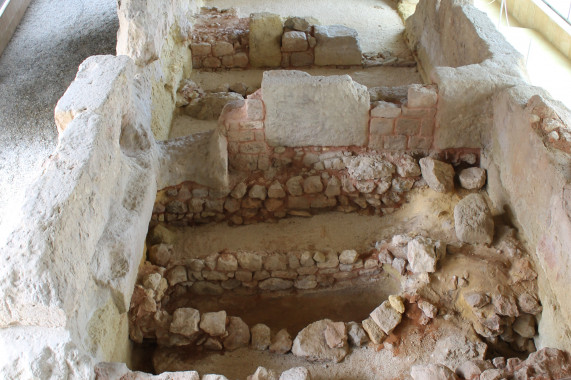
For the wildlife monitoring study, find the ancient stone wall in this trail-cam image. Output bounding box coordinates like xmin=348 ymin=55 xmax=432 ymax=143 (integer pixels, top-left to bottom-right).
xmin=406 ymin=0 xmax=571 ymax=352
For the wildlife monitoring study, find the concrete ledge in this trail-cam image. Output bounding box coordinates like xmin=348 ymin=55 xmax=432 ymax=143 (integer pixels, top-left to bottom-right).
xmin=0 ymin=0 xmax=32 ymax=57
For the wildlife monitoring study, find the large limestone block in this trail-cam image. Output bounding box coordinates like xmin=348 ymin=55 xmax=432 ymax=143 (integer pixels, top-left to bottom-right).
xmin=314 ymin=25 xmax=362 ymax=66
xmin=291 ymin=319 xmax=348 ymax=363
xmin=262 ymin=70 xmax=370 ymax=146
xmin=454 ymin=193 xmax=494 ymax=244
xmin=249 ymin=13 xmax=283 ymax=67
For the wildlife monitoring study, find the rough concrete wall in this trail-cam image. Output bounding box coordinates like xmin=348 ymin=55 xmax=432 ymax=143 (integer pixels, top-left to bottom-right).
xmin=406 ymin=0 xmax=527 ymax=149
xmin=484 ymin=85 xmax=571 ymax=351
xmin=0 ymin=55 xmax=157 ymax=378
xmin=116 ymin=0 xmax=197 ymax=140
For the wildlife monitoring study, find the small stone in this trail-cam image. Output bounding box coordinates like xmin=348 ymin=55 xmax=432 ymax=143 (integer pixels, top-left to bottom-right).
xmin=300 ymin=251 xmax=315 ymax=267
xmin=410 ymin=364 xmax=459 ymax=380
xmin=265 ymin=255 xmax=287 ymax=271
xmin=191 ymin=42 xmax=211 ymax=56
xmin=200 ymin=311 xmax=227 ymax=337
xmin=142 ymin=273 xmax=162 ymax=291
xmin=347 ymin=322 xmax=369 ymax=346
xmin=392 ymin=257 xmax=407 ymax=275
xmin=254 ymin=270 xmax=271 ymax=281
xmin=479 ymin=369 xmax=504 ymax=380
xmin=492 ymin=357 xmax=506 ymax=369
xmin=517 ymin=293 xmax=542 ymax=314
xmin=166 ymin=265 xmax=188 ymax=286
xmin=324 ymin=322 xmax=347 ymax=348
xmin=455 ymin=359 xmax=494 ymax=379
xmin=464 ymin=292 xmax=490 ymax=308
xmin=217 ymin=253 xmax=238 ymax=271
xmin=389 ymin=295 xmax=405 ymax=314
xmin=407 ymin=84 xmax=438 ymax=108
xmin=339 ymin=250 xmax=358 ymax=264
xmin=454 ymin=193 xmax=494 ymax=245
xmin=419 ymin=157 xmax=455 ymax=193
xmin=459 ymin=167 xmax=487 ymax=190
xmin=294 ymin=275 xmax=317 ymax=289
xmin=407 ymin=236 xmax=445 ymax=273
xmin=370 ymin=301 xmax=402 ymax=334
xmin=248 ymin=367 xmax=278 ymax=380
xmin=203 ymin=338 xmax=223 ymax=351
xmin=361 ymin=317 xmax=386 ymax=344
xmin=170 ymin=308 xmax=200 ymax=337
xmin=396 ymin=154 xmax=421 ymax=177
xmin=235 ymin=270 xmax=253 ymax=282
xmin=270 ymin=329 xmax=293 ymax=354
xmin=282 ymin=31 xmax=308 ymax=52
xmin=286 ymin=176 xmax=304 ymax=196
xmin=284 ymin=16 xmax=314 ymax=32
xmin=316 ymin=251 xmax=339 ymax=269
xmin=251 ymin=324 xmax=271 ymax=350
xmin=303 ymin=176 xmax=323 ymax=194
xmin=324 ymin=177 xmax=341 ymax=197
xmin=231 ymin=182 xmax=248 ymax=198
xmin=221 ymin=279 xmax=241 ymax=290
xmin=268 ymin=181 xmax=286 ymax=198
xmin=371 ymin=101 xmax=401 ymax=118
xmin=237 ymin=251 xmax=263 ymax=271
xmin=492 ymin=294 xmax=519 ymax=317
xmin=259 ymin=278 xmax=293 ymax=290
xmin=279 ymin=367 xmax=311 ymax=380
xmin=148 ymin=244 xmax=172 ymax=267
xmin=292 ymin=319 xmax=348 ymax=363
xmin=417 ymin=299 xmax=437 ymax=318
xmin=249 ymin=184 xmax=268 ymax=200
xmin=513 ymin=314 xmax=536 ymax=338
xmin=229 ymin=82 xmax=248 ymax=96
xmin=224 ymin=316 xmax=250 ymax=351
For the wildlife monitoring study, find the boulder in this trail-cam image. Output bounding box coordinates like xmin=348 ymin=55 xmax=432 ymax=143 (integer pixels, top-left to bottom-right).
xmin=314 ymin=25 xmax=362 ymax=66
xmin=170 ymin=308 xmax=200 ymax=338
xmin=407 ymin=236 xmax=445 ymax=273
xmin=419 ymin=157 xmax=455 ymax=193
xmin=370 ymin=301 xmax=402 ymax=334
xmin=262 ymin=70 xmax=369 ymax=147
xmin=248 ymin=367 xmax=278 ymax=380
xmin=410 ymin=364 xmax=459 ymax=380
xmin=250 ymin=13 xmax=283 ymax=67
xmin=223 ymin=316 xmax=250 ymax=351
xmin=454 ymin=194 xmax=494 ymax=244
xmin=292 ymin=319 xmax=348 ymax=362
xmin=279 ymin=367 xmax=311 ymax=380
xmin=347 ymin=321 xmax=369 ymax=346
xmin=251 ymin=323 xmax=271 ymax=350
xmin=458 ymin=167 xmax=487 ymax=190
xmin=200 ymin=311 xmax=227 ymax=337
xmin=269 ymin=329 xmax=293 ymax=354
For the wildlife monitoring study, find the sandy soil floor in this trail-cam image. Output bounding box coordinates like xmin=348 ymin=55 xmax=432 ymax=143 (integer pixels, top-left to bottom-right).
xmin=190 ymin=66 xmax=422 ymax=92
xmin=170 ymin=188 xmax=460 ymax=261
xmin=203 ymin=0 xmax=411 ymax=56
xmin=0 ymin=0 xmax=117 ymax=237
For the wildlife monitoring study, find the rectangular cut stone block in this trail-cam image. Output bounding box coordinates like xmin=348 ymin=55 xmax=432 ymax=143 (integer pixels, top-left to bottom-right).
xmin=262 ymin=70 xmax=370 ymax=146
xmin=282 ymin=31 xmax=308 ymax=52
xmin=407 ymin=84 xmax=438 ymax=108
xmin=395 ymin=118 xmax=420 ymax=135
xmin=291 ymin=51 xmax=314 ymax=67
xmin=384 ymin=135 xmax=407 ymax=150
xmin=314 ymin=25 xmax=362 ymax=66
xmin=249 ymin=13 xmax=283 ymax=67
xmin=370 ymin=118 xmax=394 ymax=136
xmin=408 ymin=136 xmax=432 ymax=150
xmin=371 ymin=101 xmax=402 ymax=118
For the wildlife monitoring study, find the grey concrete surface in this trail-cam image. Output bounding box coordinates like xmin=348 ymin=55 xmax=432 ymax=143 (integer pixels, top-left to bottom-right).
xmin=0 ymin=0 xmax=117 ymax=233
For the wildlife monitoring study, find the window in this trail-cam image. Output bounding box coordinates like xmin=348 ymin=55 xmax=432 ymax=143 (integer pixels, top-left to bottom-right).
xmin=541 ymin=0 xmax=571 ymax=24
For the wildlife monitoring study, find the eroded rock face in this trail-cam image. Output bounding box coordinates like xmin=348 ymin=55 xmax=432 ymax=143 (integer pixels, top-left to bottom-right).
xmin=454 ymin=194 xmax=494 ymax=244
xmin=292 ymin=319 xmax=348 ymax=363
